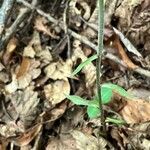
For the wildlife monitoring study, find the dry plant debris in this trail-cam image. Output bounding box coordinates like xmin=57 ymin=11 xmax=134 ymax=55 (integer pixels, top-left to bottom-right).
xmin=0 ymin=0 xmax=149 ymax=149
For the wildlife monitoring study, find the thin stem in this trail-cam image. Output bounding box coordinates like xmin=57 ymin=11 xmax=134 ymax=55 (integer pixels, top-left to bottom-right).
xmin=97 ymin=0 xmax=106 ymax=133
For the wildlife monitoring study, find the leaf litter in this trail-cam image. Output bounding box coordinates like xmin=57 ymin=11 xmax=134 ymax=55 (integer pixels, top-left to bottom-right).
xmin=0 ymin=0 xmax=150 ymax=149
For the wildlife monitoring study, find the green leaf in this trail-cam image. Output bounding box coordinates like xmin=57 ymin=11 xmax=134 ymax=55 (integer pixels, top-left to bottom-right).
xmin=87 ymin=106 xmax=100 ymax=119
xmin=101 ymin=86 xmax=113 ymax=104
xmin=102 ymin=83 xmax=133 ymax=99
xmin=71 ymin=54 xmax=97 ymax=76
xmin=66 ymin=95 xmax=97 ymax=107
xmin=105 ymin=117 xmax=126 ymax=125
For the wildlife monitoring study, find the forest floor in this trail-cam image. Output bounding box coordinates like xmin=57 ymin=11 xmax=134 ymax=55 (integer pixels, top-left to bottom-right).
xmin=0 ymin=0 xmax=150 ymax=149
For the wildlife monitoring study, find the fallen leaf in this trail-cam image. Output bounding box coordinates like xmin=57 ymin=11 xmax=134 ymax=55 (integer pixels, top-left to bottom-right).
xmin=44 ymin=59 xmax=72 ymax=80
xmin=44 ymin=79 xmax=70 ymax=105
xmin=23 ymin=46 xmax=35 ymax=58
xmin=34 ymin=16 xmax=59 ymax=39
xmin=120 ymin=98 xmax=150 ymax=124
xmin=12 ymin=124 xmax=42 ymax=146
xmin=71 ymin=130 xmax=108 ymax=150
xmin=114 ymin=35 xmax=138 ymax=69
xmin=16 ymin=57 xmax=31 ymax=79
xmin=2 ymin=37 xmax=18 ymax=65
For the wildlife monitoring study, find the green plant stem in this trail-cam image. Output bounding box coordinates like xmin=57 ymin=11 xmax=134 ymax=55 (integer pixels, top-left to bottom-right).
xmin=97 ymin=0 xmax=106 ymax=133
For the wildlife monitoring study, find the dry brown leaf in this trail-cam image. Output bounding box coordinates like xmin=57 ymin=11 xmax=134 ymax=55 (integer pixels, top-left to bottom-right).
xmin=46 ymin=134 xmax=76 ymax=150
xmin=36 ymin=48 xmax=52 ymax=65
xmin=71 ymin=130 xmax=107 ymax=150
xmin=0 ymin=85 xmax=40 ymax=139
xmin=12 ymin=124 xmax=42 ymax=146
xmin=44 ymin=59 xmax=72 ymax=80
xmin=46 ymin=130 xmax=109 ymax=150
xmin=2 ymin=37 xmax=18 ymax=65
xmin=44 ymin=79 xmax=70 ymax=105
xmin=34 ymin=16 xmax=59 ymax=39
xmin=120 ymin=98 xmax=150 ymax=124
xmin=16 ymin=57 xmax=31 ymax=79
xmin=43 ymin=101 xmax=67 ymax=123
xmin=114 ymin=36 xmax=138 ymax=69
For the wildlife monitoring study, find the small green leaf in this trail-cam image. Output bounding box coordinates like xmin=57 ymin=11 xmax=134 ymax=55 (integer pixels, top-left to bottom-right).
xmin=66 ymin=95 xmax=97 ymax=107
xmin=102 ymin=83 xmax=133 ymax=99
xmin=101 ymin=86 xmax=113 ymax=104
xmin=71 ymin=54 xmax=97 ymax=76
xmin=105 ymin=117 xmax=126 ymax=125
xmin=87 ymin=106 xmax=100 ymax=119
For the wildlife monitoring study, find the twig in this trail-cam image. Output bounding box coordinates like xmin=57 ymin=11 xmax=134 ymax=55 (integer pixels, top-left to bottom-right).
xmin=0 ymin=0 xmax=37 ymax=50
xmin=0 ymin=0 xmax=15 ymax=36
xmin=63 ymin=0 xmax=71 ymax=57
xmin=16 ymin=0 xmax=150 ymax=79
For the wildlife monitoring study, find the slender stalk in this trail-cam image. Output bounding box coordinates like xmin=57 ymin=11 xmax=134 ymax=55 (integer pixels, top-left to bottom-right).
xmin=97 ymin=0 xmax=106 ymax=133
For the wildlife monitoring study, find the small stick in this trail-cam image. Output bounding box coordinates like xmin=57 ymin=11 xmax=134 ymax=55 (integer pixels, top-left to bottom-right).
xmin=0 ymin=0 xmax=15 ymax=36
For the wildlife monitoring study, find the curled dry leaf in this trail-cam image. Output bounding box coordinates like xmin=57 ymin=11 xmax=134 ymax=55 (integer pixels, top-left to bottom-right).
xmin=34 ymin=16 xmax=59 ymax=39
xmin=2 ymin=37 xmax=18 ymax=65
xmin=36 ymin=48 xmax=52 ymax=65
xmin=44 ymin=59 xmax=72 ymax=80
xmin=114 ymin=35 xmax=138 ymax=69
xmin=44 ymin=79 xmax=70 ymax=105
xmin=12 ymin=124 xmax=42 ymax=146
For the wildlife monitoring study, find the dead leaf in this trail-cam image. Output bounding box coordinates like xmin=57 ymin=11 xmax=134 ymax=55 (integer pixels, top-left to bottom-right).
xmin=71 ymin=130 xmax=108 ymax=150
xmin=114 ymin=35 xmax=138 ymax=69
xmin=23 ymin=46 xmax=35 ymax=58
xmin=128 ymin=88 xmax=150 ymax=101
xmin=11 ymin=124 xmax=42 ymax=146
xmin=127 ymin=122 xmax=150 ymax=149
xmin=44 ymin=79 xmax=70 ymax=105
xmin=34 ymin=16 xmax=59 ymax=39
xmin=16 ymin=57 xmax=31 ymax=79
xmin=46 ymin=134 xmax=77 ymax=150
xmin=2 ymin=37 xmax=18 ymax=65
xmin=120 ymin=98 xmax=150 ymax=124
xmin=43 ymin=101 xmax=67 ymax=123
xmin=44 ymin=59 xmax=72 ymax=80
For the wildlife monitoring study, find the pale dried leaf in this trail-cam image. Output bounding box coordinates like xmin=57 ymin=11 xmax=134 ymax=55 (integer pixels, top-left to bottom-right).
xmin=23 ymin=46 xmax=35 ymax=58
xmin=16 ymin=59 xmax=41 ymax=89
xmin=71 ymin=130 xmax=107 ymax=150
xmin=46 ymin=134 xmax=77 ymax=150
xmin=36 ymin=48 xmax=52 ymax=65
xmin=9 ymin=86 xmax=40 ymax=128
xmin=44 ymin=79 xmax=70 ymax=105
xmin=5 ymin=74 xmax=18 ymax=93
xmin=44 ymin=59 xmax=72 ymax=80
